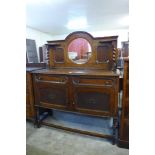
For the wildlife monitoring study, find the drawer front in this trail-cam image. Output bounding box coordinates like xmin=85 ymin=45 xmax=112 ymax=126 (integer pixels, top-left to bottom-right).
xmin=73 ymin=77 xmax=114 ymax=87
xmin=35 ymin=74 xmax=68 ymax=84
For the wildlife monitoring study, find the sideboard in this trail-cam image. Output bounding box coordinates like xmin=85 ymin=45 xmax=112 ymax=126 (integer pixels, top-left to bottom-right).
xmin=32 ymin=31 xmax=120 ymax=144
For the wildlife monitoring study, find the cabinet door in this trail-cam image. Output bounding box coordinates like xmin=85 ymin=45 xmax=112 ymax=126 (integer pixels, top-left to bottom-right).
xmin=34 ymin=75 xmax=69 ymax=110
xmin=72 ymin=77 xmax=115 ymax=116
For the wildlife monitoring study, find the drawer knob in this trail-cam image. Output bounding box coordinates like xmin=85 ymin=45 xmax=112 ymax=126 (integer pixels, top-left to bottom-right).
xmin=105 ymin=81 xmax=109 ymax=84
xmin=38 ymin=77 xmax=41 ymax=80
xmin=60 ymin=79 xmax=64 ymax=82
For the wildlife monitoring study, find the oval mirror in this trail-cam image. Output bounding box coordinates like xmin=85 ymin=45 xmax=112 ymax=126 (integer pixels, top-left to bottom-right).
xmin=68 ymin=38 xmax=92 ymax=64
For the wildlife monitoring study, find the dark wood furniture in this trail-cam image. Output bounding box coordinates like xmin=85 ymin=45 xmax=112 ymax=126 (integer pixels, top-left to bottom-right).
xmin=26 ymin=63 xmax=46 ymax=120
xmin=32 ymin=31 xmax=120 ymax=144
xmin=118 ymin=57 xmax=129 ymax=148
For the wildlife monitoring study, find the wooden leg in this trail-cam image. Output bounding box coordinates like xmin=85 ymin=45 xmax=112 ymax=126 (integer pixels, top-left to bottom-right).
xmin=33 ymin=107 xmax=38 ymax=128
xmin=47 ymin=109 xmax=53 ymax=116
xmin=34 ymin=107 xmax=41 ymax=128
xmin=112 ymin=117 xmax=117 ymax=145
xmin=117 ymin=107 xmax=121 ymax=144
xmin=38 ymin=107 xmax=42 ymax=128
xmin=112 ymin=131 xmax=115 ymax=145
xmin=35 ymin=107 xmax=51 ymax=128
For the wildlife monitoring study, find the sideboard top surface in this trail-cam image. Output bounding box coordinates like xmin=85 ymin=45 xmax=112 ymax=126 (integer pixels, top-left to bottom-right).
xmin=32 ymin=68 xmax=119 ymax=77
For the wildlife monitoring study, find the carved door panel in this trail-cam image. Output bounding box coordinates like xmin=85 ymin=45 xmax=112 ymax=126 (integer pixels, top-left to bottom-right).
xmin=54 ymin=47 xmax=64 ymax=63
xmin=72 ymin=77 xmax=115 ymax=116
xmin=34 ymin=75 xmax=69 ymax=110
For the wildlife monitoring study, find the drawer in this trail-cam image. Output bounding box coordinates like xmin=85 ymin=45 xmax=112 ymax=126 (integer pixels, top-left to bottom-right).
xmin=72 ymin=77 xmax=113 ymax=87
xmin=35 ymin=74 xmax=68 ymax=84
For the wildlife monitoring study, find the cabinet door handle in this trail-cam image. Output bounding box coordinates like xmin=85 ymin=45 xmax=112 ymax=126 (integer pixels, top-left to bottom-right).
xmin=73 ymin=102 xmax=75 ymax=105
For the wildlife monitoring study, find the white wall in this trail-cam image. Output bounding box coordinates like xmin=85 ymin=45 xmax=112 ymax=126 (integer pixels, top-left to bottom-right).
xmin=26 ymin=26 xmax=53 ymax=60
xmin=91 ymin=29 xmax=129 ymax=48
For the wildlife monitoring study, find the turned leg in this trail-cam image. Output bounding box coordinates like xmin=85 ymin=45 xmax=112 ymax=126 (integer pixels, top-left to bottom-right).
xmin=34 ymin=106 xmax=41 ymax=128
xmin=112 ymin=117 xmax=117 ymax=145
xmin=47 ymin=109 xmax=53 ymax=116
xmin=33 ymin=106 xmax=38 ymax=128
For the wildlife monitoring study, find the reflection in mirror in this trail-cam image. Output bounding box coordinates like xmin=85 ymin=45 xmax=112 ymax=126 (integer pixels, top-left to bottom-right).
xmin=68 ymin=38 xmax=92 ymax=64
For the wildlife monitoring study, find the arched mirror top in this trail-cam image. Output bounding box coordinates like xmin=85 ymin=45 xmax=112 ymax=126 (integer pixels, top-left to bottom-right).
xmin=65 ymin=31 xmax=94 ymax=41
xmin=67 ymin=38 xmax=92 ymax=64
xmin=65 ymin=31 xmax=93 ymax=64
